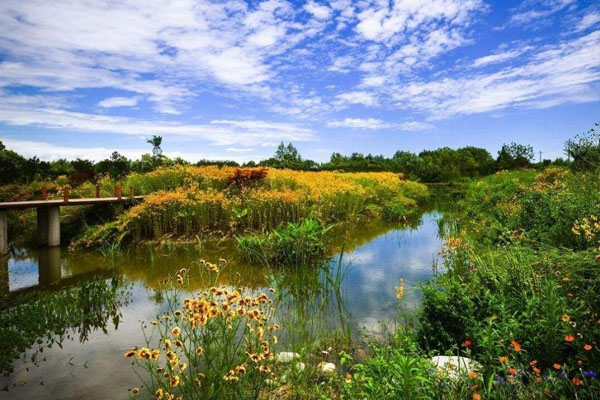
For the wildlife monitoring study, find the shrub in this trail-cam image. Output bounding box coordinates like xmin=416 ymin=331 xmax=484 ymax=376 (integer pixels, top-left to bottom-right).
xmin=237 ymin=219 xmax=331 ymax=266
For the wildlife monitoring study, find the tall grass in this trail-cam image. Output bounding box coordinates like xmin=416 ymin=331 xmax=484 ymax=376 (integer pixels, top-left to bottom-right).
xmin=75 ymin=166 xmax=428 ymax=247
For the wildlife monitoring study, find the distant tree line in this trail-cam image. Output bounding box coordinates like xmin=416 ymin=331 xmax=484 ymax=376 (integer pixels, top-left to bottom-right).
xmin=0 ymin=123 xmax=597 ymax=186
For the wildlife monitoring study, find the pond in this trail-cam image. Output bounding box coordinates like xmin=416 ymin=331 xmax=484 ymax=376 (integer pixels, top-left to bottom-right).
xmin=0 ymin=211 xmax=444 ymax=399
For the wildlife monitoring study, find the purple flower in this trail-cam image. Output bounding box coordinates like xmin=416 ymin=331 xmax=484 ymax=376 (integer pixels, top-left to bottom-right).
xmin=560 ymin=371 xmax=567 ymax=377
xmin=584 ymin=371 xmax=597 ymax=378
xmin=494 ymin=377 xmax=505 ymax=385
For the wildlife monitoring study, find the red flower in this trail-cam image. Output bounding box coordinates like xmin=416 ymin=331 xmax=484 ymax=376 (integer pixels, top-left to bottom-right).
xmin=464 ymin=340 xmax=473 ymax=347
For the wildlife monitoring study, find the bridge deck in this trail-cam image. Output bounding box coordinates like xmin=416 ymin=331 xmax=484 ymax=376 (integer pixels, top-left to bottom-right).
xmin=0 ymin=196 xmax=145 ymax=210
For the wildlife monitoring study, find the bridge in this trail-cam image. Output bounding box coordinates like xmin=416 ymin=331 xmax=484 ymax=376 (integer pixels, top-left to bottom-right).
xmin=0 ymin=186 xmax=144 ymax=255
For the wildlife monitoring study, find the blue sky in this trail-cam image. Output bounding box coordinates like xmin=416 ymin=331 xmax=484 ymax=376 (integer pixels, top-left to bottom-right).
xmin=0 ymin=0 xmax=598 ymax=163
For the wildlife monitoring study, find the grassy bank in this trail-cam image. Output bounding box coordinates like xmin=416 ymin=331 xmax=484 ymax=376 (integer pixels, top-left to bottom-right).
xmin=347 ymin=167 xmax=600 ymax=399
xmin=73 ymin=166 xmax=427 ymax=249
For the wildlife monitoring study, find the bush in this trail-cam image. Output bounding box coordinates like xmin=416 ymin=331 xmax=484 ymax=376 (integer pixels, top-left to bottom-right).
xmin=237 ymin=219 xmax=331 ymax=267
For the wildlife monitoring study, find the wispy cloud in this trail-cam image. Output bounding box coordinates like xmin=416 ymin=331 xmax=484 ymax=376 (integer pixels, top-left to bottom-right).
xmin=98 ymin=96 xmax=140 ymax=108
xmin=0 ymin=138 xmax=257 ymax=163
xmin=0 ymin=102 xmax=316 ymax=147
xmin=327 ymin=118 xmax=433 ymax=131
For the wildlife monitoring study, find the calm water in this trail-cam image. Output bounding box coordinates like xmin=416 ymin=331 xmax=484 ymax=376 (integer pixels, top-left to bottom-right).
xmin=0 ymin=212 xmax=443 ymax=399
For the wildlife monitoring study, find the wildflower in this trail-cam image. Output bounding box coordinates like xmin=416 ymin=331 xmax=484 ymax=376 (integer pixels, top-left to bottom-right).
xmin=196 ymin=347 xmax=204 ymax=355
xmin=562 ymin=314 xmax=570 ymax=322
xmin=151 ymin=349 xmax=160 ymax=361
xmin=584 ymin=371 xmax=597 ymax=378
xmin=532 ymin=367 xmax=541 ymax=374
xmin=493 ymin=377 xmax=505 ymax=386
xmin=464 ymin=339 xmax=473 ymax=347
xmin=553 ymin=363 xmax=562 ymax=370
xmin=132 ymin=387 xmax=139 ymax=395
xmin=138 ymin=347 xmax=151 ymax=360
xmin=124 ymin=349 xmax=136 ymax=358
xmin=469 ymin=371 xmax=479 ymax=379
xmin=259 ymin=365 xmax=271 ymax=373
xmin=345 ymin=373 xmax=352 ymax=383
xmin=172 ymin=327 xmax=181 ymax=337
xmin=395 ymin=279 xmax=405 ymax=300
xmin=164 ymin=339 xmax=172 ymax=349
xmin=170 ymin=375 xmax=180 ymax=387
xmin=508 ymin=368 xmax=517 ymax=376
xmin=510 ymin=340 xmax=522 ymax=352
xmin=179 ymin=363 xmax=187 ymax=372
xmin=175 ymin=340 xmax=183 ymax=348
xmin=584 ymin=344 xmax=592 ymax=351
xmin=155 ymin=388 xmax=164 ymax=400
xmin=535 ymin=376 xmax=543 ymax=383
xmin=572 ymin=377 xmax=582 ymax=386
xmin=223 ymin=370 xmax=238 ymax=382
xmin=499 ymin=356 xmax=509 ymax=364
xmin=565 ymin=335 xmax=575 ymax=342
xmin=235 ymin=364 xmax=247 ymax=375
xmin=530 ymin=360 xmax=538 ymax=366
xmin=473 ymin=394 xmax=481 ymax=400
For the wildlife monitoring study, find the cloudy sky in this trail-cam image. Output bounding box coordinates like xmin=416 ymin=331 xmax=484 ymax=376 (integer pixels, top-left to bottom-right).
xmin=0 ymin=0 xmax=598 ymax=162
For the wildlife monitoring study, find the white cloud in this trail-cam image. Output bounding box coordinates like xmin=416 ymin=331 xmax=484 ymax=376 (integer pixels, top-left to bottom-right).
xmin=0 ymin=98 xmax=316 ymax=147
xmin=335 ymin=91 xmax=377 ymax=106
xmin=0 ymin=138 xmax=257 ymax=163
xmin=98 ymin=96 xmax=140 ymax=108
xmin=389 ymin=30 xmax=600 ymax=119
xmin=304 ymin=1 xmax=331 ymax=20
xmin=327 ymin=117 xmax=433 ymax=131
xmin=509 ymin=0 xmax=575 ymax=25
xmin=473 ymin=50 xmax=523 ymax=67
xmin=0 ymin=0 xmax=326 ymax=113
xmin=576 ymin=11 xmax=600 ymax=31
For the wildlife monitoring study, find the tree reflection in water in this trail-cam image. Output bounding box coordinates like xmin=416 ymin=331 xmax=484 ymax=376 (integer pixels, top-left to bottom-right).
xmin=0 ymin=276 xmax=131 ymax=376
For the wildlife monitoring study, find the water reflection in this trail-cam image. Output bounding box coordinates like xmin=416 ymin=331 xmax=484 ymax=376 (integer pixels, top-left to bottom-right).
xmin=0 ymin=211 xmax=444 ymax=399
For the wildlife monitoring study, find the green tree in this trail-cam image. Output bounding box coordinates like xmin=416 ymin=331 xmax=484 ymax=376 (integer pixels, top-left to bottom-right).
xmin=95 ymin=151 xmax=131 ymax=179
xmin=496 ymin=142 xmax=534 ymax=170
xmin=565 ymin=122 xmax=600 ymax=171
xmin=147 ymin=135 xmax=163 ymax=159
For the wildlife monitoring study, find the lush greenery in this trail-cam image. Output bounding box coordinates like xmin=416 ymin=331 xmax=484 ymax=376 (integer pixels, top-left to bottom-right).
xmin=73 ymin=167 xmax=427 ymax=248
xmin=237 ymin=219 xmax=331 ymax=267
xmin=348 ymin=166 xmax=600 ymax=399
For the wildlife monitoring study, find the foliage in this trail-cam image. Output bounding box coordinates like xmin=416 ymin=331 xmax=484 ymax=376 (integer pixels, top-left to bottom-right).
xmin=237 ymin=219 xmax=330 ymax=266
xmin=565 ymin=122 xmax=600 ymax=171
xmin=496 ymin=142 xmax=535 ymax=170
xmin=414 ymin=167 xmax=600 ymax=399
xmin=74 ymin=167 xmax=427 ymax=246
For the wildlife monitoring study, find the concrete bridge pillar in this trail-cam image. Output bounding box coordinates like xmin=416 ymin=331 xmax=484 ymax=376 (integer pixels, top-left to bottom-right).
xmin=37 ymin=206 xmax=60 ymax=247
xmin=0 ymin=211 xmax=7 ymax=256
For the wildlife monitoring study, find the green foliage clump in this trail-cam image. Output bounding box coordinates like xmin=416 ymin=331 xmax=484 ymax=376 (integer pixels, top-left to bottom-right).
xmin=237 ymin=219 xmax=331 ymax=266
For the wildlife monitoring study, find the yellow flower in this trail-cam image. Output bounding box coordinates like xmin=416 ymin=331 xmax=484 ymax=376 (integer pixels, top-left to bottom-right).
xmin=395 ymin=279 xmax=405 ymax=300
xmin=170 ymin=375 xmax=180 ymax=387
xmin=562 ymin=314 xmax=570 ymax=322
xmin=171 ymin=327 xmax=181 ymax=337
xmin=155 ymin=388 xmax=164 ymax=400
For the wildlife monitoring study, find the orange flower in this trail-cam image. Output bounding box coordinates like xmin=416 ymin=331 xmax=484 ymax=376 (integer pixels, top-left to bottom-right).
xmin=510 ymin=340 xmax=522 ymax=352
xmin=572 ymin=377 xmax=582 ymax=386
xmin=562 ymin=314 xmax=570 ymax=322
xmin=529 ymin=360 xmax=538 ymax=366
xmin=565 ymin=335 xmax=575 ymax=342
xmin=532 ymin=367 xmax=541 ymax=374
xmin=469 ymin=371 xmax=479 ymax=379
xmin=584 ymin=344 xmax=592 ymax=351
xmin=508 ymin=368 xmax=517 ymax=375
xmin=472 ymin=394 xmax=481 ymax=400
xmin=553 ymin=363 xmax=561 ymax=370
xmin=499 ymin=356 xmax=509 ymax=364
